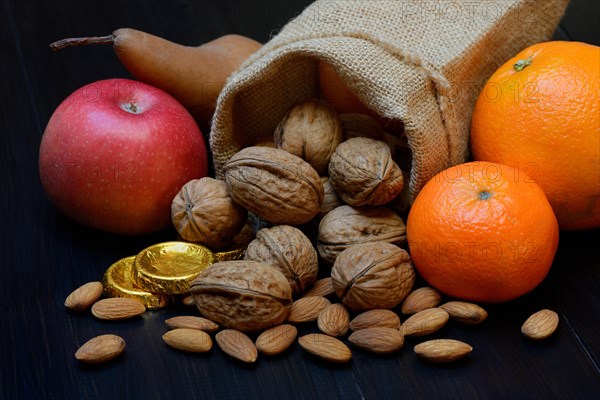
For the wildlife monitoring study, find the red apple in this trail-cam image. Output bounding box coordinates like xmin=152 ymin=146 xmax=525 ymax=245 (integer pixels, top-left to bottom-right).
xmin=39 ymin=78 xmax=208 ymax=235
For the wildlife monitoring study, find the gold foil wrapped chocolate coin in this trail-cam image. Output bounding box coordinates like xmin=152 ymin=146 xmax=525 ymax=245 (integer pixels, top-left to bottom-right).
xmin=102 ymin=256 xmax=170 ymax=309
xmin=133 ymin=242 xmax=215 ymax=295
xmin=212 ymin=247 xmax=245 ymax=262
xmin=175 ymin=238 xmax=245 ymax=261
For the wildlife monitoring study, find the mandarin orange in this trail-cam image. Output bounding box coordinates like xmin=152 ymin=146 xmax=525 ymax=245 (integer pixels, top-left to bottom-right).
xmin=406 ymin=161 xmax=559 ymax=303
xmin=470 ymin=41 xmax=600 ymax=230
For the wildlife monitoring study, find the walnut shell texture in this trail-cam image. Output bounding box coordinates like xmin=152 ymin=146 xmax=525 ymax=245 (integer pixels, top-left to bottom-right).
xmin=329 ymin=137 xmax=404 ymax=206
xmin=171 ymin=178 xmax=247 ymax=248
xmin=224 ymin=146 xmax=324 ymax=225
xmin=317 ymin=205 xmax=407 ymax=264
xmin=190 ymin=260 xmax=292 ymax=332
xmin=331 ymin=242 xmax=415 ymax=311
xmin=388 ymin=169 xmax=411 ymax=213
xmin=274 ymin=99 xmax=342 ymax=175
xmin=244 ymin=225 xmax=318 ymax=295
xmin=319 ymin=176 xmax=343 ymax=218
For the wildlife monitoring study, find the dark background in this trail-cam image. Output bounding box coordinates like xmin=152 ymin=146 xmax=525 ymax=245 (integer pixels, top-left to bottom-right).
xmin=1 ymin=1 xmax=599 ymax=399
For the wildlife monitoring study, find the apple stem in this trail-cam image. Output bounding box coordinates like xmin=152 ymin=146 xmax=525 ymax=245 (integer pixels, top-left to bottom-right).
xmin=120 ymin=102 xmax=139 ymax=114
xmin=49 ymin=35 xmax=115 ymax=51
xmin=127 ymin=103 xmax=138 ymax=113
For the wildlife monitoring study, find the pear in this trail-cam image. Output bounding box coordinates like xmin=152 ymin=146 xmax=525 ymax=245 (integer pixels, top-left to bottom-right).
xmin=50 ymin=28 xmax=262 ymax=128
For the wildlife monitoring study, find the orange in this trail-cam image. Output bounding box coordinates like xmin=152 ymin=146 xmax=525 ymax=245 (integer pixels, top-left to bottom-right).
xmin=406 ymin=161 xmax=559 ymax=303
xmin=470 ymin=41 xmax=600 ymax=230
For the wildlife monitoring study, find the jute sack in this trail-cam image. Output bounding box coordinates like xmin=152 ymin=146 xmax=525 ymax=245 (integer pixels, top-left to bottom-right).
xmin=210 ymin=0 xmax=569 ymax=204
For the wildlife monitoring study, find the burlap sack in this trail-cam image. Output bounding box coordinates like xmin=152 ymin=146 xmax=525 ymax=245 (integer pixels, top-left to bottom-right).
xmin=210 ymin=0 xmax=568 ymax=203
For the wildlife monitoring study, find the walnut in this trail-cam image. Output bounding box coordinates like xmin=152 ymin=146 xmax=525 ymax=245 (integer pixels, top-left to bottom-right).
xmin=274 ymin=99 xmax=342 ymax=175
xmin=171 ymin=178 xmax=247 ymax=248
xmin=328 ymin=137 xmax=404 ymax=206
xmin=190 ymin=260 xmax=292 ymax=332
xmin=224 ymin=146 xmax=324 ymax=225
xmin=340 ymin=114 xmax=410 ymax=164
xmin=318 ymin=176 xmax=343 ymax=218
xmin=229 ymin=221 xmax=256 ymax=248
xmin=317 ymin=205 xmax=407 ymax=264
xmin=331 ymin=242 xmax=415 ymax=311
xmin=388 ymin=169 xmax=411 ymax=213
xmin=244 ymin=225 xmax=318 ymax=294
xmin=210 ymin=221 xmax=258 ymax=262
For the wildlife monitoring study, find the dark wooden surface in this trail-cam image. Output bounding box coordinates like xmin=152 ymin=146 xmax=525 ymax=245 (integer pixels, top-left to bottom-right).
xmin=1 ymin=1 xmax=599 ymax=399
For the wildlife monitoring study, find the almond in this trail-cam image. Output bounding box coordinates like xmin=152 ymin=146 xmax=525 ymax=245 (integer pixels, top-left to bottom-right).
xmin=74 ymin=334 xmax=125 ymax=364
xmin=181 ymin=295 xmax=195 ymax=307
xmin=255 ymin=324 xmax=298 ymax=356
xmin=401 ymin=287 xmax=442 ymax=314
xmin=414 ymin=339 xmax=472 ymax=363
xmin=298 ymin=333 xmax=352 ymax=363
xmin=349 ymin=309 xmax=401 ymax=331
xmin=348 ymin=327 xmax=404 ymax=354
xmin=302 ymin=277 xmax=334 ymax=297
xmin=162 ymin=328 xmax=212 ymax=353
xmin=439 ymin=301 xmax=488 ymax=325
xmin=215 ymin=329 xmax=258 ymax=363
xmin=91 ymin=297 xmax=146 ymax=320
xmin=521 ymin=309 xmax=559 ymax=340
xmin=65 ymin=281 xmax=103 ymax=311
xmin=287 ymin=296 xmax=331 ymax=323
xmin=317 ymin=303 xmax=350 ymax=337
xmin=401 ymin=308 xmax=449 ymax=336
xmin=165 ymin=316 xmax=219 ymax=333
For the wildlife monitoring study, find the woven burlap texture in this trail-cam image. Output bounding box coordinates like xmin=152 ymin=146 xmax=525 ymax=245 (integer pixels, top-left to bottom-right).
xmin=210 ymin=0 xmax=568 ymax=203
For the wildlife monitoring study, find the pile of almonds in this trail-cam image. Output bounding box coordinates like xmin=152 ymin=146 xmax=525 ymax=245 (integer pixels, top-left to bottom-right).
xmin=66 ymin=98 xmax=560 ymax=365
xmin=66 ymin=279 xmax=559 ymax=365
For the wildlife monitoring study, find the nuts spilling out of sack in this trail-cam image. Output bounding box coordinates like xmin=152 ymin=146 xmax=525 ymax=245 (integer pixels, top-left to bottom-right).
xmin=331 ymin=242 xmax=415 ymax=311
xmin=329 ymin=137 xmax=404 ymax=206
xmin=190 ymin=260 xmax=293 ymax=332
xmin=317 ymin=205 xmax=407 ymax=264
xmin=171 ymin=177 xmax=247 ymax=248
xmin=244 ymin=225 xmax=318 ymax=295
xmin=65 ymin=99 xmax=559 ymax=366
xmin=224 ymin=146 xmax=324 ymax=225
xmin=274 ymin=99 xmax=342 ymax=175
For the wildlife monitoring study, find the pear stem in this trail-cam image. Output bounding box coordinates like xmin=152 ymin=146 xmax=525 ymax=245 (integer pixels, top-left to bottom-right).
xmin=49 ymin=35 xmax=115 ymax=51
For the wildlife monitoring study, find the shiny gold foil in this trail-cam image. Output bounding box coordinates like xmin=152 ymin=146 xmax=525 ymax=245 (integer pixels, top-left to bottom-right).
xmin=132 ymin=242 xmax=215 ymax=295
xmin=102 ymin=256 xmax=171 ymax=309
xmin=212 ymin=247 xmax=246 ymax=262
